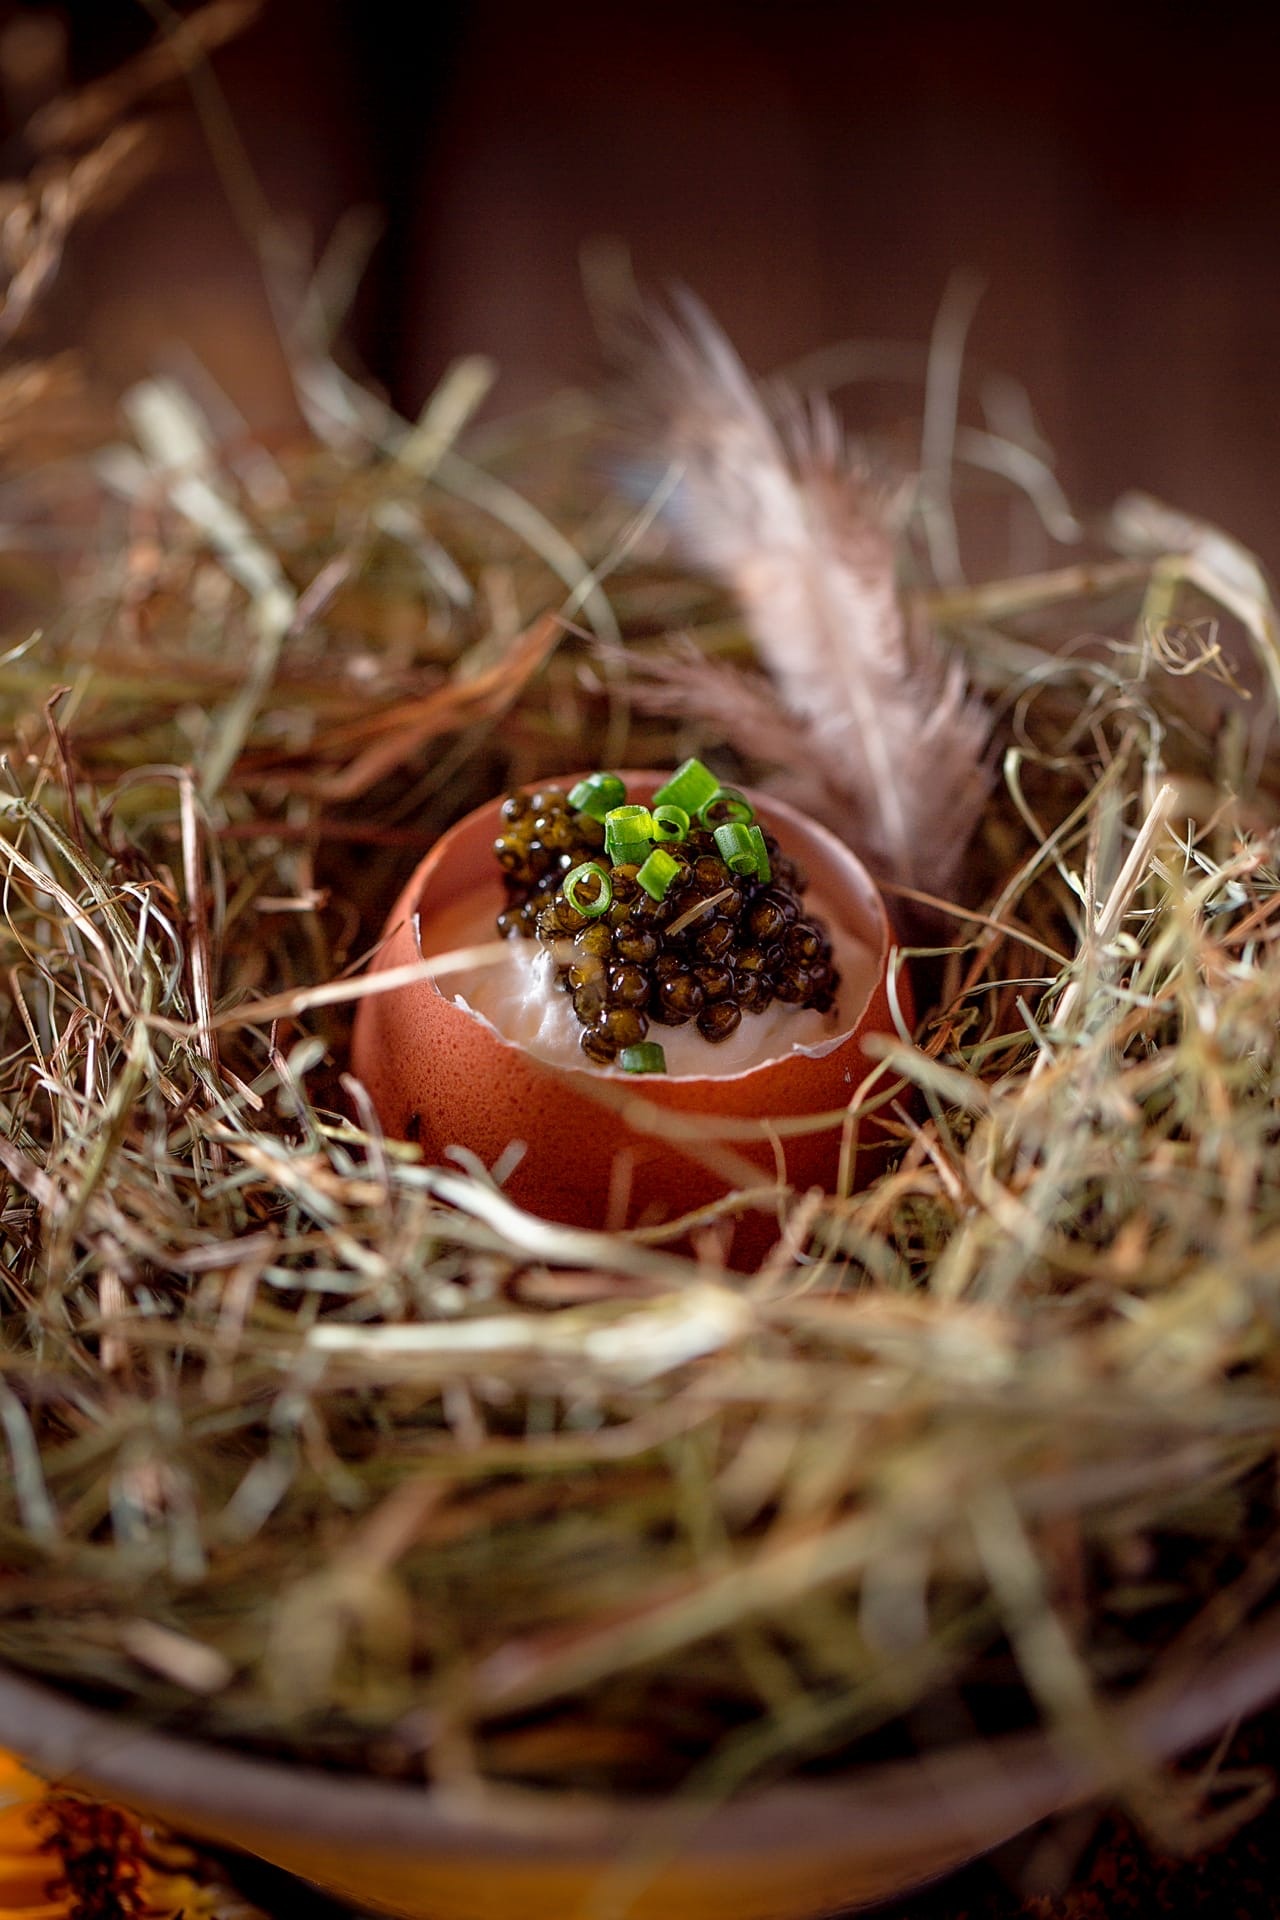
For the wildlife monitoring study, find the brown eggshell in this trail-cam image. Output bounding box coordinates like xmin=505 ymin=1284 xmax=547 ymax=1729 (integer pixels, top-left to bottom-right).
xmin=351 ymin=776 xmax=908 ymax=1253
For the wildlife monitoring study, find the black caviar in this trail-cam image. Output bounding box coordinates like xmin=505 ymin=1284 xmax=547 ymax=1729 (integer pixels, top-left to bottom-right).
xmin=493 ymin=783 xmax=840 ymax=1065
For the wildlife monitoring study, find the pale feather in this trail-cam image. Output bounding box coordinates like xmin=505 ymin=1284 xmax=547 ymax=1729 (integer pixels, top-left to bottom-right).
xmin=618 ymin=295 xmax=989 ymax=901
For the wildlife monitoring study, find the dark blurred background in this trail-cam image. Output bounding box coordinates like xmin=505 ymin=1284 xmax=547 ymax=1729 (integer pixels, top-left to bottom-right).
xmin=4 ymin=0 xmax=1279 ymax=567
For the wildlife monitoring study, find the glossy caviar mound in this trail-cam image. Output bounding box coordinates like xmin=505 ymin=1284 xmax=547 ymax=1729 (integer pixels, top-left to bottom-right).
xmin=493 ymin=781 xmax=840 ymax=1066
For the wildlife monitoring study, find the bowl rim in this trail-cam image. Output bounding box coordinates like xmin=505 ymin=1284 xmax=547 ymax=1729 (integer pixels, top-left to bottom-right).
xmin=3 ymin=1609 xmax=1280 ymax=1863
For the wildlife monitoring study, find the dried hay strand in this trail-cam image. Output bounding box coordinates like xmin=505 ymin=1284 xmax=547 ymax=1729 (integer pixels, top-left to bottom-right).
xmin=0 ymin=365 xmax=1277 ymax=1832
xmin=0 ymin=37 xmax=1279 ymax=1855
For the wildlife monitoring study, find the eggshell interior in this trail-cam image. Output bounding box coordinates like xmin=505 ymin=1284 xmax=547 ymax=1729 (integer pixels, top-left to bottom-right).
xmin=351 ymin=776 xmax=907 ymax=1256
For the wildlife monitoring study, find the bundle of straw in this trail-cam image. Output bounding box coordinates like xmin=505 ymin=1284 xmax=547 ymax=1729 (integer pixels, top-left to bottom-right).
xmin=0 ymin=5 xmax=1279 ymax=1865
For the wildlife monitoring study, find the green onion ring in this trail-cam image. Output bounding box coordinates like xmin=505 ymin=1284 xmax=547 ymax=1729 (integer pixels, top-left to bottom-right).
xmin=652 ymin=757 xmax=719 ymax=814
xmin=604 ymin=803 xmax=654 ymax=837
xmin=567 ymin=771 xmax=626 ymax=822
xmin=619 ymin=1041 xmax=667 ymax=1074
xmin=698 ymin=785 xmax=754 ymax=829
xmin=636 ymin=847 xmax=682 ymax=900
xmin=651 ymin=804 xmax=690 ymax=843
xmin=746 ymin=823 xmax=772 ymax=882
xmin=605 ymin=840 xmax=652 ymax=871
xmin=713 ymin=822 xmax=758 ymax=875
xmin=562 ymin=861 xmax=613 ymax=917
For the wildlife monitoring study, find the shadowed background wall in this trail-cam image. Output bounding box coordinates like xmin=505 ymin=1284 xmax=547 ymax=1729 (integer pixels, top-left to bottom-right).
xmin=5 ymin=0 xmax=1278 ymax=567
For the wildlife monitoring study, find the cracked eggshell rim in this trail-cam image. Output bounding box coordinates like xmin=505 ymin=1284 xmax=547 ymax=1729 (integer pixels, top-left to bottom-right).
xmin=350 ymin=776 xmax=909 ymax=1238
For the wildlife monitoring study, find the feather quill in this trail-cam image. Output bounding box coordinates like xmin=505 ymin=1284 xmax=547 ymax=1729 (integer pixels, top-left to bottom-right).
xmin=617 ymin=295 xmax=989 ymax=905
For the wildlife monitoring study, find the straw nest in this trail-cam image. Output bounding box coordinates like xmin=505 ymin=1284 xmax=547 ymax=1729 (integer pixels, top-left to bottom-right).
xmin=2 ymin=103 xmax=1280 ymax=1858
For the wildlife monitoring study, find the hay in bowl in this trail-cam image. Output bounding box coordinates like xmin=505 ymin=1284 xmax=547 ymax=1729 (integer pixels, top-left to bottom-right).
xmin=2 ymin=58 xmax=1280 ymax=1917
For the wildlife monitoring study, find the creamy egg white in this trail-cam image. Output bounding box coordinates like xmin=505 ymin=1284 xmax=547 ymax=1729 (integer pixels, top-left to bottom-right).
xmin=423 ymin=891 xmax=878 ymax=1080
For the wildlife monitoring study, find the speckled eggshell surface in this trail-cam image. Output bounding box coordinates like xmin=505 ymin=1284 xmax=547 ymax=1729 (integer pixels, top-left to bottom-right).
xmin=351 ymin=776 xmax=907 ymax=1243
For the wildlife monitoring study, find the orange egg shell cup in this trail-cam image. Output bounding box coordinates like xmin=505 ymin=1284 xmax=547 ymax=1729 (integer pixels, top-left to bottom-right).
xmin=352 ymin=776 xmax=908 ymax=1242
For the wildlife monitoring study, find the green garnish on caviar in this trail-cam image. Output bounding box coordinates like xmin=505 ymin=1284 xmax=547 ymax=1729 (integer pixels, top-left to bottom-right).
xmin=620 ymin=1041 xmax=667 ymax=1074
xmin=652 ymin=757 xmax=719 ymax=814
xmin=636 ymin=847 xmax=681 ymax=901
xmin=567 ymin=771 xmax=625 ymax=821
xmin=651 ymin=804 xmax=690 ymax=843
xmin=492 ymin=763 xmax=839 ymax=1066
xmin=698 ymin=785 xmax=754 ymax=829
xmin=562 ymin=861 xmax=612 ymax=916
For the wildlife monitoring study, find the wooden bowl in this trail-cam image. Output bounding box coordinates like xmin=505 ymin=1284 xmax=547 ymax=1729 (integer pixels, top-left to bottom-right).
xmin=351 ymin=776 xmax=907 ymax=1258
xmin=2 ymin=1620 xmax=1279 ymax=1919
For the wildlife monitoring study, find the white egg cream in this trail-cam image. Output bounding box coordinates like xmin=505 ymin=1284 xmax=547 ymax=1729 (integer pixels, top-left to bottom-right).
xmin=422 ymin=889 xmax=878 ymax=1080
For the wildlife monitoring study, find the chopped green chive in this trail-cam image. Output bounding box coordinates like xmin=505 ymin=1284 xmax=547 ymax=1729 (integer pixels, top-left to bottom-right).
xmin=608 ymin=845 xmax=651 ymax=872
xmin=652 ymin=757 xmax=719 ymax=814
xmin=619 ymin=1041 xmax=667 ymax=1074
xmin=604 ymin=803 xmax=655 ymax=863
xmin=568 ymin=771 xmax=626 ymax=821
xmin=651 ymin=803 xmax=690 ymax=843
xmin=698 ymin=785 xmax=754 ymax=829
xmin=713 ymin=822 xmax=759 ymax=875
xmin=747 ymin=823 xmax=772 ymax=882
xmin=636 ymin=847 xmax=681 ymax=900
xmin=563 ymin=861 xmax=613 ymax=916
